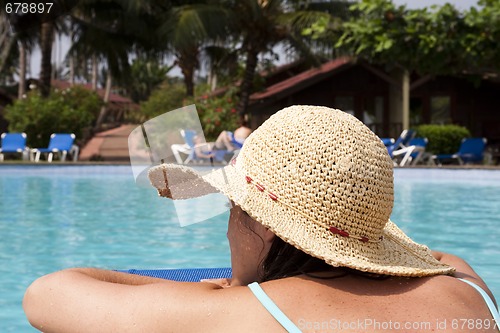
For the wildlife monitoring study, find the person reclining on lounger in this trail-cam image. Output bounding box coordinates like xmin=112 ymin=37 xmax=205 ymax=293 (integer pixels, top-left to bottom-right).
xmin=192 ymin=134 xmax=215 ymax=160
xmin=213 ymin=121 xmax=252 ymax=152
xmin=23 ymin=106 xmax=499 ymax=333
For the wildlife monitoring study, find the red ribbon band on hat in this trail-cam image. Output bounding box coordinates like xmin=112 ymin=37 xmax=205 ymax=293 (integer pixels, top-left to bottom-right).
xmin=329 ymin=226 xmax=370 ymax=243
xmin=233 ymin=159 xmax=378 ymax=243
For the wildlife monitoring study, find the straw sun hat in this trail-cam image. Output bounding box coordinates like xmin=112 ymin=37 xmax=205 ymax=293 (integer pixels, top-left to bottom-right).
xmin=149 ymin=105 xmax=454 ymax=277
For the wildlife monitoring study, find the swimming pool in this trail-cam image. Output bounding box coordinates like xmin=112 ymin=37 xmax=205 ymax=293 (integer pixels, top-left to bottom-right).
xmin=1 ymin=165 xmax=499 ymax=332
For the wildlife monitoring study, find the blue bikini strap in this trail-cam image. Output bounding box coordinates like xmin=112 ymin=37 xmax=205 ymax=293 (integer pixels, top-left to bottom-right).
xmin=458 ymin=278 xmax=500 ymax=325
xmin=248 ymin=282 xmax=302 ymax=333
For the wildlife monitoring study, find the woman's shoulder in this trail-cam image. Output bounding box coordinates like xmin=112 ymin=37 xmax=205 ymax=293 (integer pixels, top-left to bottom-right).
xmin=225 ymin=274 xmax=497 ymax=332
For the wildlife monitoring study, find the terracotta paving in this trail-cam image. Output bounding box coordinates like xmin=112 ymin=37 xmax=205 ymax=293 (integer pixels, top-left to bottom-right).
xmin=79 ymin=124 xmax=138 ymax=162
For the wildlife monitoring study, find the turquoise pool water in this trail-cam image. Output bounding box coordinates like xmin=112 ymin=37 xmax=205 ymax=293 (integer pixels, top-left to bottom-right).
xmin=1 ymin=166 xmax=499 ymax=332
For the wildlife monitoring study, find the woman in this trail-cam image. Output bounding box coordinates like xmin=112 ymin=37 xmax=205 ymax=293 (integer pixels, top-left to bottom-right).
xmin=213 ymin=121 xmax=252 ymax=151
xmin=24 ymin=105 xmax=499 ymax=332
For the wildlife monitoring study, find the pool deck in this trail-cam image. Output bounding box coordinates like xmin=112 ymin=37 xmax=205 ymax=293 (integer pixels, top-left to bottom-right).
xmin=1 ymin=123 xmax=500 ymax=169
xmin=1 ymin=160 xmax=500 ymax=170
xmin=78 ymin=124 xmax=137 ymax=162
xmin=3 ymin=123 xmax=500 ymax=166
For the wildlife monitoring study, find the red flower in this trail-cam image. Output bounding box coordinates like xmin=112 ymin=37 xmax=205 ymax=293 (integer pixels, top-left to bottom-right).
xmin=231 ymin=108 xmax=236 ymax=113
xmin=216 ymin=107 xmax=223 ymax=113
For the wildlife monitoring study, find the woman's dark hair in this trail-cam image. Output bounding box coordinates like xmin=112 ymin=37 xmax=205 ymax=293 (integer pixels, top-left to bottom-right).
xmin=260 ymin=234 xmax=389 ymax=282
xmin=260 ymin=236 xmax=339 ymax=281
xmin=236 ymin=204 xmax=387 ymax=282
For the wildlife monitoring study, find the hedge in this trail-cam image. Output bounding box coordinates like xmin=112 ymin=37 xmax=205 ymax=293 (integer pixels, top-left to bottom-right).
xmin=415 ymin=124 xmax=471 ymax=155
xmin=5 ymin=87 xmax=102 ymax=147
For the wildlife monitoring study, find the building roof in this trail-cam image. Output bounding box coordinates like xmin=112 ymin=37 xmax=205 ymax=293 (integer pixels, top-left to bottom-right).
xmin=51 ymin=80 xmax=134 ymax=104
xmin=206 ymin=59 xmax=316 ymax=99
xmin=250 ymin=57 xmax=353 ymax=103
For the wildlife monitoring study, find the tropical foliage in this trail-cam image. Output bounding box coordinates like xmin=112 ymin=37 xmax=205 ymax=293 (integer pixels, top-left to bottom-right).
xmin=139 ymin=82 xmax=187 ymax=123
xmin=120 ymin=57 xmax=174 ymax=103
xmin=332 ymin=0 xmax=500 ymax=76
xmin=4 ymin=86 xmax=102 ymax=147
xmin=2 ymin=0 xmax=500 ymax=138
xmin=218 ymin=0 xmax=331 ymax=115
xmin=1 ymin=0 xmax=334 ymax=111
xmin=194 ymin=89 xmax=239 ymax=141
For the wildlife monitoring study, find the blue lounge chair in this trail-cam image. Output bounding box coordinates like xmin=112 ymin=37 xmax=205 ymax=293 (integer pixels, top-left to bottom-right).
xmin=171 ymin=130 xmax=235 ymax=165
xmin=392 ymin=137 xmax=428 ymax=166
xmin=122 ymin=267 xmax=232 ymax=282
xmin=171 ymin=129 xmax=199 ymax=164
xmin=386 ymin=129 xmax=416 ymax=158
xmin=432 ymin=137 xmax=487 ymax=165
xmin=380 ymin=138 xmax=395 ymax=147
xmin=0 ymin=132 xmax=28 ymax=161
xmin=32 ymin=133 xmax=76 ymax=162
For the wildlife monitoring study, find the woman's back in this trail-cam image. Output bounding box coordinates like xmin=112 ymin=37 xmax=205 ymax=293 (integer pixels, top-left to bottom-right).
xmin=219 ymin=274 xmax=497 ymax=333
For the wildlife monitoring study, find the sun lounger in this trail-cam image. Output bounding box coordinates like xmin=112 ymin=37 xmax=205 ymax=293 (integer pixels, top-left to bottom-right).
xmin=380 ymin=138 xmax=395 ymax=147
xmin=0 ymin=132 xmax=28 ymax=161
xmin=386 ymin=129 xmax=416 ymax=158
xmin=432 ymin=137 xmax=487 ymax=165
xmin=392 ymin=137 xmax=428 ymax=166
xmin=121 ymin=267 xmax=232 ymax=282
xmin=31 ymin=133 xmax=76 ymax=162
xmin=171 ymin=129 xmax=198 ymax=164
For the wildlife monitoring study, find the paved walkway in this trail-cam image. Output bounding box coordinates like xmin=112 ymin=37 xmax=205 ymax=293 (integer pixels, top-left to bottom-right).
xmin=79 ymin=124 xmax=138 ymax=162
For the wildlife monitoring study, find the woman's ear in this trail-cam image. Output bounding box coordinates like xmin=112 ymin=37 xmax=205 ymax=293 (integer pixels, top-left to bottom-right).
xmin=262 ymin=227 xmax=276 ymax=244
xmin=245 ymin=212 xmax=275 ymax=245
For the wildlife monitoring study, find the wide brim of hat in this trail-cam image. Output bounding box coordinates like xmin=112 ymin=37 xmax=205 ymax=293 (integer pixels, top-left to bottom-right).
xmin=149 ymin=163 xmax=455 ymax=277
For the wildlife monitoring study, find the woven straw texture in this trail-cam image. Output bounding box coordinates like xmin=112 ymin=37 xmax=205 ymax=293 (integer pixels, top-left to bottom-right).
xmin=149 ymin=105 xmax=454 ymax=277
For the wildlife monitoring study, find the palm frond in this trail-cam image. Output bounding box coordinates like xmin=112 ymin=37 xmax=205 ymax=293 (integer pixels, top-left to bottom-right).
xmin=159 ymin=4 xmax=230 ymax=51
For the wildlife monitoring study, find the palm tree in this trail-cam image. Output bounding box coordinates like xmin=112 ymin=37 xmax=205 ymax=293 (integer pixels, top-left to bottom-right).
xmin=17 ymin=40 xmax=27 ymax=98
xmin=68 ymin=0 xmax=162 ymax=130
xmin=0 ymin=11 xmax=15 ymax=77
xmin=37 ymin=0 xmax=80 ymax=96
xmin=160 ymin=0 xmax=330 ymax=113
xmin=39 ymin=20 xmax=55 ymax=97
xmin=1 ymin=7 xmax=40 ymax=96
xmin=231 ymin=0 xmax=336 ymax=116
xmin=203 ymin=45 xmax=239 ymax=91
xmin=118 ymin=55 xmax=173 ymax=103
xmin=158 ymin=3 xmax=229 ymax=97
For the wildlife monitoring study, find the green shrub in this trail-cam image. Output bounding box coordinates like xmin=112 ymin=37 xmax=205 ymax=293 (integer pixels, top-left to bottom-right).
xmin=195 ymin=91 xmax=239 ymax=141
xmin=138 ymin=82 xmax=187 ymax=123
xmin=416 ymin=124 xmax=471 ymax=154
xmin=5 ymin=87 xmax=102 ymax=148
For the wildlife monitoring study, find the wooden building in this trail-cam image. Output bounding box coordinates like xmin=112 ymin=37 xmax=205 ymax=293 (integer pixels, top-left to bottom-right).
xmin=247 ymin=58 xmax=500 ymax=144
